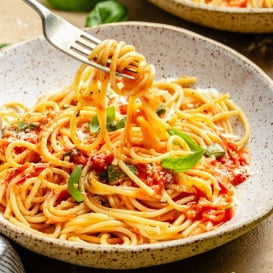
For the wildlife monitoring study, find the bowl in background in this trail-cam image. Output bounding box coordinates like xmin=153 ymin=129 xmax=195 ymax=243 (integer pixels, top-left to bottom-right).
xmin=149 ymin=0 xmax=273 ymax=33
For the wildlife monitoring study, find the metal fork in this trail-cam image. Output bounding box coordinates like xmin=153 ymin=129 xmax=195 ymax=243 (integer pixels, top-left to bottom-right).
xmin=22 ymin=0 xmax=134 ymax=79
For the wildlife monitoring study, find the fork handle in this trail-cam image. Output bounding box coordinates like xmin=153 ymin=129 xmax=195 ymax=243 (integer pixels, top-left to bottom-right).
xmin=22 ymin=0 xmax=52 ymax=22
xmin=22 ymin=0 xmax=68 ymax=44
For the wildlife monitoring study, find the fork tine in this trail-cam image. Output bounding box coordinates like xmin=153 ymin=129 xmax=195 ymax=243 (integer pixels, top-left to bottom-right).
xmin=69 ymin=45 xmax=133 ymax=78
xmin=72 ymin=41 xmax=96 ymax=55
xmin=75 ymin=37 xmax=98 ymax=51
xmin=80 ymin=32 xmax=101 ymax=45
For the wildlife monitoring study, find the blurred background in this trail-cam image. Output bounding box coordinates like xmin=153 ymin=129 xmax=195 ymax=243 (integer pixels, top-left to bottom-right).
xmin=1 ymin=0 xmax=273 ymax=78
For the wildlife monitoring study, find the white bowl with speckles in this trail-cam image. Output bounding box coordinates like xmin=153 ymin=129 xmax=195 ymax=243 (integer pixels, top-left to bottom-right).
xmin=0 ymin=22 xmax=273 ymax=269
xmin=149 ymin=0 xmax=273 ymax=33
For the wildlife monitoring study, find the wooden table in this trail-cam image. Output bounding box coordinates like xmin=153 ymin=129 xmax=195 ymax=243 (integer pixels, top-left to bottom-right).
xmin=1 ymin=0 xmax=273 ymax=272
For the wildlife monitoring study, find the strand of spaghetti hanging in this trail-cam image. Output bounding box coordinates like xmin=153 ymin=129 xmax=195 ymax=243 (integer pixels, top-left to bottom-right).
xmin=73 ymin=38 xmax=165 ymax=197
xmin=90 ymin=39 xmax=169 ymax=149
xmin=73 ymin=39 xmax=198 ymax=196
xmin=102 ymin=40 xmax=171 ymax=156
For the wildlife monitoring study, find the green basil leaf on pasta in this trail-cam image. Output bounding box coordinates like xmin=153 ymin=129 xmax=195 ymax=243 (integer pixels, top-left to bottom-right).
xmin=107 ymin=165 xmax=124 ymax=183
xmin=205 ymin=143 xmax=225 ymax=158
xmin=115 ymin=117 xmax=126 ymax=130
xmin=107 ymin=164 xmax=137 ymax=183
xmin=89 ymin=106 xmax=126 ymax=133
xmin=156 ymin=104 xmax=166 ymax=116
xmin=160 ymin=128 xmax=204 ymax=173
xmin=68 ymin=165 xmax=84 ymax=202
xmin=167 ymin=127 xmax=203 ymax=152
xmin=106 ymin=106 xmax=115 ymax=123
xmin=89 ymin=107 xmax=115 ymax=133
xmin=16 ymin=121 xmax=37 ymax=132
xmin=160 ymin=150 xmax=203 ymax=173
xmin=89 ymin=115 xmax=100 ymax=133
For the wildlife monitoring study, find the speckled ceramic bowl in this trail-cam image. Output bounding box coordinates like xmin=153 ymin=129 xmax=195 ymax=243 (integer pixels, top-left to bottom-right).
xmin=148 ymin=0 xmax=273 ymax=33
xmin=0 ymin=22 xmax=273 ymax=269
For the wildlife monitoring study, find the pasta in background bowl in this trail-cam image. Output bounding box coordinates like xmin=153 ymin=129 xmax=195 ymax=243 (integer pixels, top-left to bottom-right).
xmin=0 ymin=22 xmax=273 ymax=269
xmin=148 ymin=0 xmax=273 ymax=33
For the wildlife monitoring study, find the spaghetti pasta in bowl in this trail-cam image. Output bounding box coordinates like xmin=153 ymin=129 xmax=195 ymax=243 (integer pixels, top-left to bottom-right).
xmin=148 ymin=0 xmax=273 ymax=33
xmin=0 ymin=22 xmax=273 ymax=269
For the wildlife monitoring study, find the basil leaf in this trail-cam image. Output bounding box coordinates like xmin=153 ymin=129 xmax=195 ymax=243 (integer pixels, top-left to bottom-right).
xmin=128 ymin=164 xmax=138 ymax=175
xmin=156 ymin=104 xmax=166 ymax=116
xmin=160 ymin=128 xmax=204 ymax=173
xmin=16 ymin=121 xmax=37 ymax=132
xmin=168 ymin=127 xmax=203 ymax=152
xmin=89 ymin=106 xmax=126 ymax=133
xmin=160 ymin=150 xmax=203 ymax=173
xmin=115 ymin=117 xmax=126 ymax=130
xmin=68 ymin=165 xmax=84 ymax=202
xmin=89 ymin=106 xmax=115 ymax=133
xmin=89 ymin=115 xmax=100 ymax=133
xmin=107 ymin=165 xmax=123 ymax=183
xmin=17 ymin=121 xmax=29 ymax=131
xmin=205 ymin=143 xmax=225 ymax=158
xmin=107 ymin=116 xmax=126 ymax=132
xmin=107 ymin=106 xmax=115 ymax=123
xmin=107 ymin=164 xmax=137 ymax=183
xmin=85 ymin=0 xmax=128 ymax=27
xmin=47 ymin=0 xmax=101 ymax=11
xmin=0 ymin=43 xmax=8 ymax=49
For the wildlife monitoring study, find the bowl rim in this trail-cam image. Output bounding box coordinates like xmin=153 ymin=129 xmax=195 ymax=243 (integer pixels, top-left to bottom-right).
xmin=0 ymin=20 xmax=273 ymax=256
xmin=149 ymin=0 xmax=273 ymax=14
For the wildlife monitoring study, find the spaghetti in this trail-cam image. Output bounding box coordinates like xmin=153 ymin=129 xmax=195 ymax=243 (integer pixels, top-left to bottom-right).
xmin=192 ymin=0 xmax=273 ymax=8
xmin=0 ymin=39 xmax=250 ymax=245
